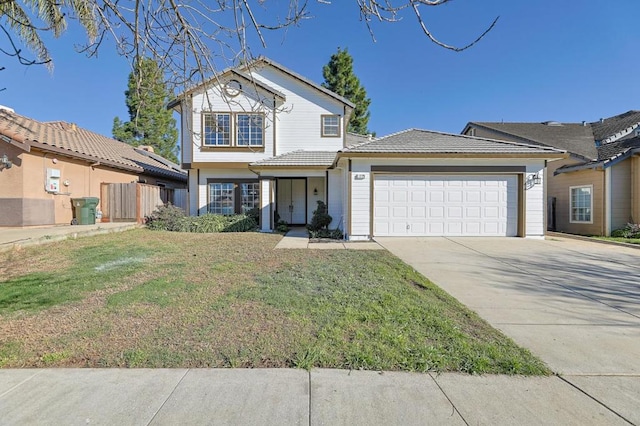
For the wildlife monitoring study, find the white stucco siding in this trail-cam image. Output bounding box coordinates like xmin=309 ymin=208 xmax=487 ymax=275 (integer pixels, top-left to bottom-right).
xmin=252 ymin=67 xmax=347 ymax=155
xmin=188 ymin=171 xmax=199 ymax=216
xmin=306 ymin=177 xmax=325 ymax=223
xmin=525 ymin=164 xmax=546 ymax=238
xmin=349 ymin=161 xmax=372 ymax=240
xmin=610 ymin=159 xmax=632 ymax=231
xmin=327 ymin=169 xmax=344 ymax=230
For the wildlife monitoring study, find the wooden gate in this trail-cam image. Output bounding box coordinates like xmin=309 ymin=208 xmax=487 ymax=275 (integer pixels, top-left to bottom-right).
xmin=100 ymin=183 xmax=165 ymax=223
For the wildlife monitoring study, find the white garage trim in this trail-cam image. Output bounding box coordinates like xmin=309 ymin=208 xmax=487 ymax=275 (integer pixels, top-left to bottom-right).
xmin=372 ymin=174 xmax=519 ymax=237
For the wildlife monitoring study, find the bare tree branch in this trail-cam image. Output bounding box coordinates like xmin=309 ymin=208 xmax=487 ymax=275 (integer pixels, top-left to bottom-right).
xmin=1 ymin=0 xmax=498 ymax=96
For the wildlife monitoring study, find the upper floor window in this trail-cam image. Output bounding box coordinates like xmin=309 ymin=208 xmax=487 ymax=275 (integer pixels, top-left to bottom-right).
xmin=570 ymin=185 xmax=592 ymax=223
xmin=203 ymin=113 xmax=231 ymax=146
xmin=237 ymin=114 xmax=264 ymax=146
xmin=202 ymin=112 xmax=264 ymax=147
xmin=321 ymin=115 xmax=341 ymax=138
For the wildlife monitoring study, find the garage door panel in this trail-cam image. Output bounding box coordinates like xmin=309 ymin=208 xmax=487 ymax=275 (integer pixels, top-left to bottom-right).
xmin=374 ymin=175 xmax=518 ymax=237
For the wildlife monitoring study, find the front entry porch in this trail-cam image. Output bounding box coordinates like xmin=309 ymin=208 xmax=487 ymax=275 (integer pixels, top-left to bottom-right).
xmin=273 ymin=177 xmax=325 ymax=226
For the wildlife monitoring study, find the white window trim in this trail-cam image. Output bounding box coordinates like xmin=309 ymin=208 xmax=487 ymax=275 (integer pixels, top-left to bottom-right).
xmin=569 ymin=184 xmax=593 ymax=224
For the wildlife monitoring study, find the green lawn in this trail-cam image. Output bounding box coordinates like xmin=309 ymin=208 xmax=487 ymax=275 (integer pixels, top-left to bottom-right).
xmin=0 ymin=230 xmax=549 ymax=374
xmin=595 ymin=236 xmax=640 ymax=245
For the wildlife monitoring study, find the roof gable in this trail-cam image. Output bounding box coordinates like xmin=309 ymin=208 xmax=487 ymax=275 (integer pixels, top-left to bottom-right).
xmin=173 ymin=56 xmax=355 ymax=110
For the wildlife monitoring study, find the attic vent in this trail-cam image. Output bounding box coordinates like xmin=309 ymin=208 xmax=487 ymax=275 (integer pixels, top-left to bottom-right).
xmin=543 ymin=121 xmax=562 ymax=126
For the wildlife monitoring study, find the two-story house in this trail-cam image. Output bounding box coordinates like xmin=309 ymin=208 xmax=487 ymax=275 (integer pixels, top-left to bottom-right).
xmin=170 ymin=57 xmax=566 ymax=240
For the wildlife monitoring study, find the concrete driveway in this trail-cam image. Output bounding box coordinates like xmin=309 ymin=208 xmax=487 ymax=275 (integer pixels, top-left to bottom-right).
xmin=377 ymin=236 xmax=640 ymax=423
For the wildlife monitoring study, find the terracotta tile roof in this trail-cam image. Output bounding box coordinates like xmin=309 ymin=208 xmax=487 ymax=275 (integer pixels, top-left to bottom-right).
xmin=250 ymin=150 xmax=337 ymax=168
xmin=0 ymin=109 xmax=186 ymax=181
xmin=468 ymin=122 xmax=597 ymax=160
xmin=342 ymin=129 xmax=566 ymax=155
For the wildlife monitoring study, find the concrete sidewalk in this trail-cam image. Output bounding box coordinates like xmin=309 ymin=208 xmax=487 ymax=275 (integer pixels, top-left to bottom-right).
xmin=0 ymin=368 xmax=627 ymax=425
xmin=0 ymin=222 xmax=140 ymax=252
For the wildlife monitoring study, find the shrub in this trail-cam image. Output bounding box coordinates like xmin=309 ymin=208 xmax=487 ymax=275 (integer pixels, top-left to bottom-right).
xmin=246 ymin=207 xmax=260 ymax=223
xmin=276 ymin=220 xmax=289 ymax=233
xmin=223 ymin=215 xmax=258 ymax=232
xmin=612 ymin=223 xmax=640 ymax=239
xmin=309 ymin=228 xmax=344 ymax=240
xmin=145 ymin=204 xmax=192 ymax=232
xmin=146 ymin=206 xmax=258 ymax=233
xmin=189 ymin=214 xmax=227 ymax=233
xmin=307 ymin=200 xmax=332 ymax=231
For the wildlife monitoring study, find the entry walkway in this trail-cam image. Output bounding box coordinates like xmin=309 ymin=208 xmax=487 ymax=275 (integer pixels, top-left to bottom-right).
xmin=275 ymin=227 xmax=383 ymax=250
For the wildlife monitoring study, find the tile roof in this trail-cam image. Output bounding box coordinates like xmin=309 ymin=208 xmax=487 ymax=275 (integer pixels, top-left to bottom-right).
xmin=590 ymin=110 xmax=640 ymax=142
xmin=0 ymin=109 xmax=186 ymax=181
xmin=342 ymin=129 xmax=566 ymax=155
xmin=468 ymin=122 xmax=597 ymax=160
xmin=345 ymin=132 xmax=373 ymax=146
xmin=250 ymin=150 xmax=337 ymax=168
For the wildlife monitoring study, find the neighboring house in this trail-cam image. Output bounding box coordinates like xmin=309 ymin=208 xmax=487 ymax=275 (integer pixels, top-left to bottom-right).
xmin=170 ymin=57 xmax=566 ymax=239
xmin=0 ymin=108 xmax=187 ymax=226
xmin=463 ymin=111 xmax=640 ymax=236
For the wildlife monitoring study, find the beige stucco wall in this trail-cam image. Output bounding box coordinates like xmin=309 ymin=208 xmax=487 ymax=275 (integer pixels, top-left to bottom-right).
xmin=1 ymin=149 xmax=141 ymax=226
xmin=547 ymin=158 xmax=604 ymax=235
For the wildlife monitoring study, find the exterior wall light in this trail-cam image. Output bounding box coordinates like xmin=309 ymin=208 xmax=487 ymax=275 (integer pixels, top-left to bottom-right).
xmin=0 ymin=154 xmax=12 ymax=170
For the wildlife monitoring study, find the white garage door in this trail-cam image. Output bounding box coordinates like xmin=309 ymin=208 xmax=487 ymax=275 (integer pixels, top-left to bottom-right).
xmin=374 ymin=175 xmax=518 ymax=237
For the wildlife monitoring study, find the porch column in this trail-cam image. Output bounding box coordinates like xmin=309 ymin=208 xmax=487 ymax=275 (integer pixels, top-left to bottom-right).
xmin=260 ymin=178 xmax=273 ymax=232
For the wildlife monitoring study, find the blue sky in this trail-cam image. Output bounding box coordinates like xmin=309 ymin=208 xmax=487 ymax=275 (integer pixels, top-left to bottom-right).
xmin=1 ymin=0 xmax=639 ymax=140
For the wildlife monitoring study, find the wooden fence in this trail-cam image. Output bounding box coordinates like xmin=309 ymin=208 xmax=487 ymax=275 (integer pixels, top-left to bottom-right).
xmin=100 ymin=183 xmax=187 ymax=223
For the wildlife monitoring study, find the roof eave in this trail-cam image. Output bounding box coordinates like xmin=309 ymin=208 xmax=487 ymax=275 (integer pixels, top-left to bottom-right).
xmin=28 ymin=141 xmax=145 ymax=173
xmin=249 ymin=164 xmax=333 ymax=171
xmin=337 ymin=151 xmax=569 ymax=160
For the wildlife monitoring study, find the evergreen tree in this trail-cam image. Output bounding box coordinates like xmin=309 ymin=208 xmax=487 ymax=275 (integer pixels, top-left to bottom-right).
xmin=321 ymin=48 xmax=371 ymax=135
xmin=113 ymin=57 xmax=179 ymax=163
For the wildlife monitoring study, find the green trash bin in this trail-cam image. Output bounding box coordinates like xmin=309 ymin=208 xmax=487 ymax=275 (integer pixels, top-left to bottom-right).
xmin=72 ymin=197 xmax=100 ymax=225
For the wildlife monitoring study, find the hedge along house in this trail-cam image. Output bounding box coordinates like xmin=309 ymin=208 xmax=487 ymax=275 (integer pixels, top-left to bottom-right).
xmin=0 ymin=107 xmax=187 ymax=227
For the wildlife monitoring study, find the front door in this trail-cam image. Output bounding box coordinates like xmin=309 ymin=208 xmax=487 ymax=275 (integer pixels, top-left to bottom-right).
xmin=277 ymin=179 xmax=306 ymax=225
